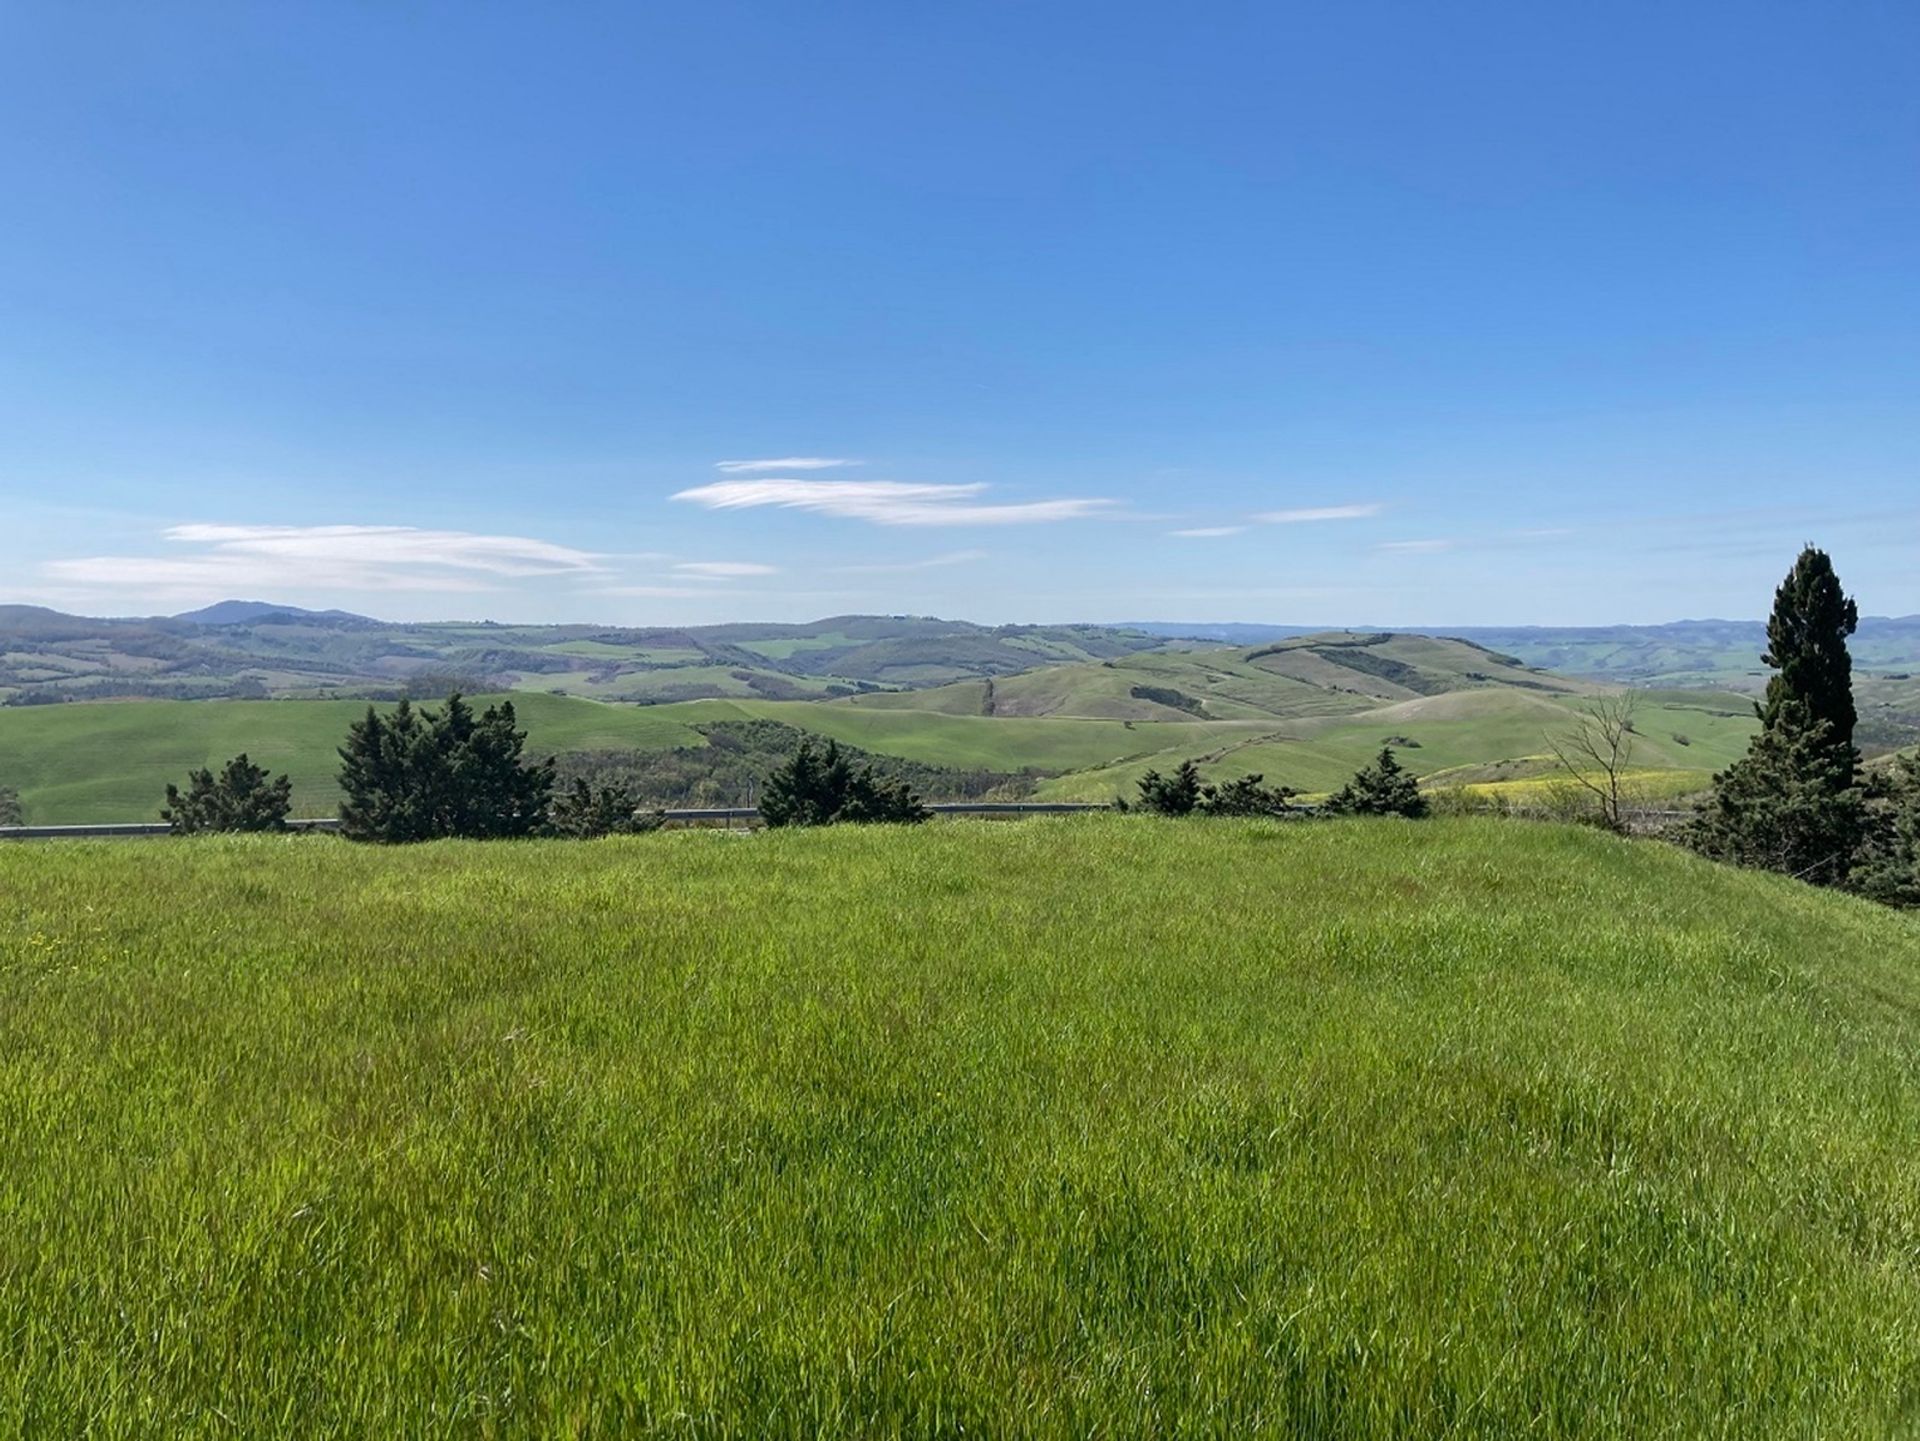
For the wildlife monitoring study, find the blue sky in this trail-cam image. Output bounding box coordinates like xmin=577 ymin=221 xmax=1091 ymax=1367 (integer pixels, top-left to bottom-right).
xmin=2 ymin=1 xmax=1916 ymax=626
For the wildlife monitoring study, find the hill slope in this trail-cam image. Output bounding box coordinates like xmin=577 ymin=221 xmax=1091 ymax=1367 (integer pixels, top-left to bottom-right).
xmin=4 ymin=819 xmax=1920 ymax=1433
xmin=0 ymin=607 xmax=1169 ymax=704
xmin=0 ymin=636 xmax=1762 ymax=822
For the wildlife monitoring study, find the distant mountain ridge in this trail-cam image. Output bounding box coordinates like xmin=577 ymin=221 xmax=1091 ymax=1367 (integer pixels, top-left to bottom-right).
xmin=1126 ymin=616 xmax=1920 ymax=682
xmin=172 ymin=600 xmax=374 ymax=626
xmin=5 ymin=601 xmax=1919 ymax=710
xmin=0 ymin=606 xmax=1168 ymax=706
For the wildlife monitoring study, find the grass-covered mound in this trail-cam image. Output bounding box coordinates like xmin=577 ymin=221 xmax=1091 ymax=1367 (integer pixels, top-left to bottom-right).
xmin=4 ymin=818 xmax=1919 ymax=1435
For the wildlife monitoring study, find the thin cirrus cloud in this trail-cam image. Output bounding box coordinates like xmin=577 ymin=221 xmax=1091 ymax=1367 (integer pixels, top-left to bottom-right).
xmin=1377 ymin=538 xmax=1455 ymax=553
xmin=1251 ymin=503 xmax=1384 ymax=524
xmin=713 ymin=457 xmax=859 ymax=474
xmin=1169 ymin=526 xmax=1248 ymax=538
xmin=673 ymin=478 xmax=1115 ymax=527
xmin=41 ymin=523 xmax=605 ymax=597
xmin=672 ymin=560 xmax=779 ymax=578
xmin=833 ymin=549 xmax=989 ymax=574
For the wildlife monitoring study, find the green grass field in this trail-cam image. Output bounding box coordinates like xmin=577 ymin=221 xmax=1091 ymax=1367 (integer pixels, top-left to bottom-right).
xmin=4 ymin=818 xmax=1920 ymax=1434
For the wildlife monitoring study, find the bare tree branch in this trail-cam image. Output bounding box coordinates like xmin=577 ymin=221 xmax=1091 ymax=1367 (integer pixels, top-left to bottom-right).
xmin=1545 ymin=692 xmax=1638 ymax=830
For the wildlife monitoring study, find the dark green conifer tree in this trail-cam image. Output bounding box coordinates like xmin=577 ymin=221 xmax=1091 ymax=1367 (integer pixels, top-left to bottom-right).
xmin=162 ymin=753 xmax=293 ymax=834
xmin=1689 ymin=548 xmax=1866 ymax=885
xmin=759 ymin=738 xmax=927 ymax=826
xmin=547 ymin=776 xmax=663 ymax=837
xmin=337 ymin=693 xmax=552 ymax=842
xmin=1851 ymin=754 xmax=1920 ymax=908
xmin=1688 ymin=701 xmax=1865 ymax=885
xmin=1135 ymin=760 xmax=1203 ymax=816
xmin=1197 ymin=772 xmax=1296 ymax=816
xmin=1759 ymin=545 xmax=1859 ymax=762
xmin=1326 ymin=747 xmax=1428 ymax=818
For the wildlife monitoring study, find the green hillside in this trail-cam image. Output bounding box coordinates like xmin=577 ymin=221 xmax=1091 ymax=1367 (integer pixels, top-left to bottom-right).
xmin=1034 ymin=687 xmax=1758 ymax=800
xmin=5 ymin=819 xmax=1920 ymax=1433
xmin=0 ymin=606 xmax=1168 ymax=705
xmin=852 ymin=631 xmax=1588 ymax=723
xmin=0 ymin=636 xmax=1763 ymax=823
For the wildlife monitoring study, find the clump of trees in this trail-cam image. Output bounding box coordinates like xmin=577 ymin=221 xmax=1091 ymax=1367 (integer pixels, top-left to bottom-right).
xmin=1324 ymin=747 xmax=1428 ymax=818
xmin=1134 ymin=760 xmax=1203 ymax=815
xmin=547 ymin=777 xmax=664 ymax=838
xmin=553 ymin=719 xmax=1031 ymax=808
xmin=759 ymin=738 xmax=930 ymax=827
xmin=337 ymin=694 xmax=554 ymax=843
xmin=1686 ymin=546 xmax=1920 ymax=906
xmin=161 ymin=754 xmax=293 ymax=834
xmin=1131 ymin=751 xmax=1428 ymax=819
xmin=1133 ymin=761 xmax=1298 ymax=817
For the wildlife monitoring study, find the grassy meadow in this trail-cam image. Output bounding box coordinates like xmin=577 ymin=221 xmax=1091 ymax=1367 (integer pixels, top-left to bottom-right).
xmin=5 ymin=817 xmax=1920 ymax=1434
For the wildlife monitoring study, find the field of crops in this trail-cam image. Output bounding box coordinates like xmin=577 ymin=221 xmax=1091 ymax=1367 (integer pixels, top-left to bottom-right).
xmin=5 ymin=817 xmax=1920 ymax=1435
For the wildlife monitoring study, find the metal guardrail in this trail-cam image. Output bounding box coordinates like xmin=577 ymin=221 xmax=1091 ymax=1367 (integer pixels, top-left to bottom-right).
xmin=0 ymin=802 xmax=1112 ymax=841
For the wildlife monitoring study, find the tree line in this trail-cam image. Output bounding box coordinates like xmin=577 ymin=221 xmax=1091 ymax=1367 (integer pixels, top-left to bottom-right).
xmin=1125 ymin=746 xmax=1428 ymax=819
xmin=157 ymin=698 xmax=931 ymax=840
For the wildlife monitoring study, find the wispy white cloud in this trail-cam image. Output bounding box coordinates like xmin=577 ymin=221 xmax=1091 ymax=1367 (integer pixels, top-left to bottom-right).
xmin=673 ymin=478 xmax=1114 ymax=527
xmin=42 ymin=523 xmax=604 ymax=598
xmin=672 ymin=560 xmax=779 ymax=578
xmin=592 ymin=585 xmax=714 ymax=598
xmin=1252 ymin=503 xmax=1384 ymax=524
xmin=714 ymin=457 xmax=859 ymax=474
xmin=1377 ymin=538 xmax=1454 ymax=553
xmin=1169 ymin=526 xmax=1248 ymax=538
xmin=833 ymin=549 xmax=989 ymax=574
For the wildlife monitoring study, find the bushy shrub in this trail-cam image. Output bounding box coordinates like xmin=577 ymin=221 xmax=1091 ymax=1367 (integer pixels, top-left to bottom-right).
xmin=337 ymin=694 xmax=553 ymax=843
xmin=546 ymin=777 xmax=664 ymax=838
xmin=1198 ymin=773 xmax=1297 ymax=816
xmin=1135 ymin=760 xmax=1203 ymax=816
xmin=1326 ymin=747 xmax=1428 ymax=818
xmin=1686 ymin=701 xmax=1864 ymax=886
xmin=759 ymin=739 xmax=929 ymax=827
xmin=162 ymin=754 xmax=293 ymax=834
xmin=1851 ymin=754 xmax=1920 ymax=907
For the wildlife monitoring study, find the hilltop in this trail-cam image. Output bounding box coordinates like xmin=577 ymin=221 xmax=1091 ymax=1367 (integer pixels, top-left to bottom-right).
xmin=171 ymin=599 xmax=374 ymax=626
xmin=6 ymin=819 xmax=1920 ymax=1433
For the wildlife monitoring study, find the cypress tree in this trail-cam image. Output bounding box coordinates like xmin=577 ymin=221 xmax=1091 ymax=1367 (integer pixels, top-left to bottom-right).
xmin=1759 ymin=545 xmax=1859 ymax=761
xmin=1688 ymin=701 xmax=1864 ymax=885
xmin=1688 ymin=547 xmax=1866 ymax=886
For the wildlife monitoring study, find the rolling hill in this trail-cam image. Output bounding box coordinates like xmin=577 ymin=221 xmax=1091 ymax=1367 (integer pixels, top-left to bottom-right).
xmin=0 ymin=605 xmax=1169 ymax=705
xmin=1126 ymin=615 xmax=1920 ymax=686
xmin=0 ymin=632 xmax=1761 ymax=823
